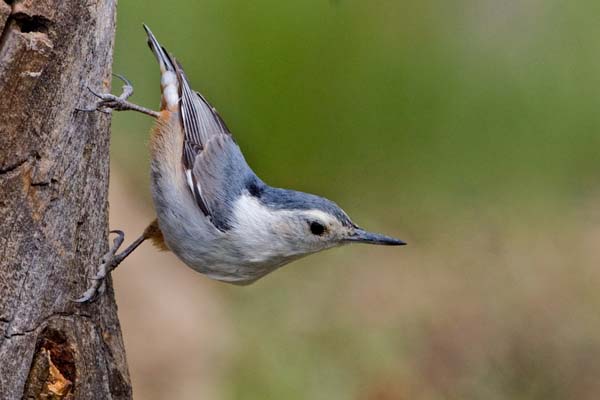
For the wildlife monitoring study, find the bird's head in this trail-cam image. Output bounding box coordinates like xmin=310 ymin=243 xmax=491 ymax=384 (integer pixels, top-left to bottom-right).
xmin=282 ymin=206 xmax=406 ymax=252
xmin=232 ymin=186 xmax=405 ymax=263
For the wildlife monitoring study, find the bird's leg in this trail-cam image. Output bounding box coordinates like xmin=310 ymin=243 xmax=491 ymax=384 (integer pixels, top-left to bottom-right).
xmin=74 ymin=230 xmax=147 ymax=303
xmin=76 ymin=74 xmax=161 ymax=118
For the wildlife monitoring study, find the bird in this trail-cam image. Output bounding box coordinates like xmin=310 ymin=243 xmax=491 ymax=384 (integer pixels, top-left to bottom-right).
xmin=75 ymin=25 xmax=405 ymax=302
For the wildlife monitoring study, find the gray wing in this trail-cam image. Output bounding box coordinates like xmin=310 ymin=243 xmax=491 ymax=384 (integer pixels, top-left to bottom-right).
xmin=177 ymin=66 xmax=257 ymax=231
xmin=192 ymin=134 xmax=258 ymax=231
xmin=180 ymin=77 xmax=231 ymax=167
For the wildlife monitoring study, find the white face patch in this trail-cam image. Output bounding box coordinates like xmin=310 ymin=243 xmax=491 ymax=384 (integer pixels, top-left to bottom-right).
xmin=302 ymin=209 xmax=338 ymax=227
xmin=230 ymin=194 xmax=346 ymax=263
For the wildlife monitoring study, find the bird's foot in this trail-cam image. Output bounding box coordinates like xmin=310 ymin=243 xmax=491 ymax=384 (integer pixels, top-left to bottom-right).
xmin=76 ymin=74 xmax=160 ymax=118
xmin=74 ymin=230 xmax=126 ymax=303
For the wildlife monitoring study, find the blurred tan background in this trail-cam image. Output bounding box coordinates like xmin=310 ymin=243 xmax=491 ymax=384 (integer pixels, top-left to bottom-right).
xmin=105 ymin=0 xmax=600 ymax=399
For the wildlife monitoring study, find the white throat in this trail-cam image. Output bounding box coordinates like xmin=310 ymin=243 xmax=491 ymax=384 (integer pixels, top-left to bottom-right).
xmin=230 ymin=194 xmax=330 ymax=264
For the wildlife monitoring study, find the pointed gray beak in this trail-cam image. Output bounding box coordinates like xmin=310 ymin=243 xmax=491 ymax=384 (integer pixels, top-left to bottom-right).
xmin=347 ymin=228 xmax=406 ymax=246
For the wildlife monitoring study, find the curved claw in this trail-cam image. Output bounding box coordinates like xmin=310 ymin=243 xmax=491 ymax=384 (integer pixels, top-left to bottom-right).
xmin=112 ymin=74 xmax=133 ymax=99
xmin=109 ymin=230 xmax=125 ymax=250
xmin=73 ymin=231 xmax=126 ymax=303
xmin=73 ymin=287 xmax=100 ymax=303
xmin=86 ymin=86 xmax=105 ymax=100
xmin=112 ymin=73 xmax=132 ymax=88
xmin=76 ymin=78 xmax=158 ymax=118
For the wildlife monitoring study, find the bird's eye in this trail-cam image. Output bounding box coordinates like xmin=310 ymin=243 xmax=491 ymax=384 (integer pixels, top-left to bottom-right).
xmin=309 ymin=221 xmax=326 ymax=236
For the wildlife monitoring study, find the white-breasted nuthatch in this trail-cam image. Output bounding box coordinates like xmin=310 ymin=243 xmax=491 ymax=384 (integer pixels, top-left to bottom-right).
xmin=76 ymin=25 xmax=405 ymax=302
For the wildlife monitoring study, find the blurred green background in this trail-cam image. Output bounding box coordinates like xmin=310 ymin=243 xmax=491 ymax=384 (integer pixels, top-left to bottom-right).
xmin=107 ymin=0 xmax=600 ymax=399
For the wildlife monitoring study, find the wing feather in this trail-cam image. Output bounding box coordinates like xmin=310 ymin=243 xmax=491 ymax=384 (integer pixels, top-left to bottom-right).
xmin=175 ymin=63 xmax=249 ymax=230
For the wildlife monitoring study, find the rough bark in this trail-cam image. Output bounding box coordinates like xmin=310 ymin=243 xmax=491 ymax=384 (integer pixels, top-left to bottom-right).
xmin=0 ymin=1 xmax=131 ymax=399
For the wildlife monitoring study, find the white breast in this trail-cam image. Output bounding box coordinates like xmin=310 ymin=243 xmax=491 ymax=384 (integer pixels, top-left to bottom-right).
xmin=230 ymin=194 xmax=296 ymax=264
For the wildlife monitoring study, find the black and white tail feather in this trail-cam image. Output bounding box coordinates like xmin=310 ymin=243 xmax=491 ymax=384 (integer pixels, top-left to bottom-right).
xmin=144 ymin=24 xmax=236 ymax=227
xmin=144 ymin=24 xmax=175 ymax=73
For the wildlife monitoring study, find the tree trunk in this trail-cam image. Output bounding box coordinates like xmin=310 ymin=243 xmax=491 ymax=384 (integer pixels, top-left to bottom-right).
xmin=0 ymin=1 xmax=131 ymax=399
